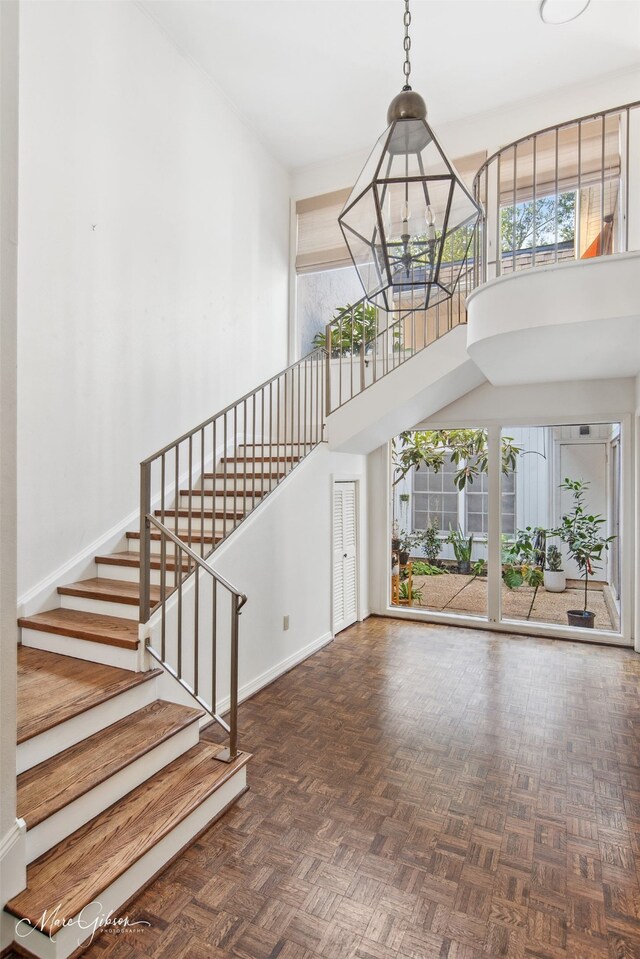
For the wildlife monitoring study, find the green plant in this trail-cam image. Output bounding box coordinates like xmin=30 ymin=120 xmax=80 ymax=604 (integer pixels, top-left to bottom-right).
xmin=472 ymin=558 xmax=487 ymax=577
xmin=546 ymin=544 xmax=563 ymax=572
xmin=399 ymin=579 xmax=423 ymax=602
xmin=399 ymin=530 xmax=415 ymax=553
xmin=446 ymin=527 xmax=473 ymax=567
xmin=414 ymin=521 xmax=441 ymax=564
xmin=551 ymin=478 xmax=615 ymax=613
xmin=502 ymin=526 xmax=546 ymax=619
xmin=502 ymin=527 xmax=546 ymax=569
xmin=392 ymin=429 xmax=522 ymax=489
xmin=312 ymin=301 xmax=378 ymax=357
xmin=412 ymin=561 xmax=446 ymax=576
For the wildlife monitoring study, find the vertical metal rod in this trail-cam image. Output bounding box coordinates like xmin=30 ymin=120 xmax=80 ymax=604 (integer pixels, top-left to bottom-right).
xmin=277 ymin=376 xmax=281 ymax=482
xmin=211 ymin=580 xmax=217 ymax=714
xmin=532 ymin=135 xmax=537 ymax=268
xmin=187 ymin=434 xmax=193 ymax=556
xmin=625 ymin=107 xmax=630 ymax=251
xmin=228 ymin=595 xmax=240 ymax=760
xmin=350 ymin=310 xmax=354 ymax=400
xmin=512 ymin=146 xmax=517 ymax=273
xmin=304 ymin=357 xmax=308 ymax=459
xmin=283 ymin=370 xmax=287 ymax=483
xmin=325 ymin=325 xmax=332 ymax=414
xmin=223 ymin=414 xmax=228 ymax=541
xmin=139 ymin=461 xmax=151 ymax=624
xmin=260 ymin=386 xmax=265 ymax=493
xmin=174 ymin=445 xmax=180 ymax=587
xmin=200 ymin=427 xmax=205 ymax=557
xmin=160 ymin=530 xmax=166 ymax=659
xmin=177 ymin=544 xmax=183 ymax=677
xmin=601 ymin=113 xmax=606 ymax=256
xmin=554 ymin=128 xmax=559 ymax=261
xmin=211 ymin=419 xmax=216 ymax=552
xmin=496 ymin=151 xmax=501 ymax=276
xmin=233 ymin=405 xmax=238 ymax=539
xmin=578 ymin=120 xmax=582 ymax=254
xmin=296 ymin=363 xmax=301 ymax=466
xmin=194 ymin=567 xmax=199 ymax=696
xmin=290 ymin=365 xmax=295 ymax=475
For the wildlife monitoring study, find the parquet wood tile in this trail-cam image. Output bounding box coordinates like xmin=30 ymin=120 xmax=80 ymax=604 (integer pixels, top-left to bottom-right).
xmin=69 ymin=619 xmax=640 ymax=959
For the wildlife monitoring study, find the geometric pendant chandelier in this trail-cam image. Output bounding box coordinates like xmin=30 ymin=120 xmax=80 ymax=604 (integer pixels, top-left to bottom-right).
xmin=338 ymin=0 xmax=481 ymax=312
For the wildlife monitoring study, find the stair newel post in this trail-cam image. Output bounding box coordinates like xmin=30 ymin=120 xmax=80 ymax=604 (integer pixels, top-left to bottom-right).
xmin=139 ymin=461 xmax=152 ymax=625
xmin=228 ymin=594 xmax=241 ymax=761
xmin=325 ymin=323 xmax=332 ymax=415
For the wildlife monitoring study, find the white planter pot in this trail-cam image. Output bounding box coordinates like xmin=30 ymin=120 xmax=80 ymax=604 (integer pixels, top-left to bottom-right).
xmin=544 ymin=569 xmax=566 ymax=592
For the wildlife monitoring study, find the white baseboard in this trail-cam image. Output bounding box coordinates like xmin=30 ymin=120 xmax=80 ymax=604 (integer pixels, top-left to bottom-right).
xmin=226 ymin=631 xmax=334 ymax=714
xmin=1 ymin=818 xmax=26 ymax=946
xmin=16 ymin=436 xmax=244 ymax=619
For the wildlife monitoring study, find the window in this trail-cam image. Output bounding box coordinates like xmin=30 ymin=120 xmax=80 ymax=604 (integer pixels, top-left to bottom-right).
xmin=412 ymin=460 xmax=458 ymax=532
xmin=412 ymin=463 xmax=516 ymax=537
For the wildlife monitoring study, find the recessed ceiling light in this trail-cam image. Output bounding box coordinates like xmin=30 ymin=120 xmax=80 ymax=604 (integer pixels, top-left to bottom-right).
xmin=540 ymin=0 xmax=591 ymax=24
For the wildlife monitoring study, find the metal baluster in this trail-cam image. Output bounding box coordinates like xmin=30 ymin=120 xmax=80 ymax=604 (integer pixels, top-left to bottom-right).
xmin=223 ymin=414 xmax=228 ymax=542
xmin=601 ymin=114 xmax=606 ymax=256
xmin=174 ymin=446 xmax=180 ymax=588
xmin=513 ymin=145 xmax=517 ymax=272
xmin=194 ymin=566 xmax=199 ymax=698
xmin=188 ymin=435 xmax=193 ymax=559
xmin=177 ymin=542 xmax=183 ymax=677
xmin=532 ymin=136 xmax=537 ymax=268
xmin=211 ymin=580 xmax=217 ymax=715
xmin=233 ymin=405 xmax=238 ymax=542
xmin=139 ymin=461 xmax=151 ymax=625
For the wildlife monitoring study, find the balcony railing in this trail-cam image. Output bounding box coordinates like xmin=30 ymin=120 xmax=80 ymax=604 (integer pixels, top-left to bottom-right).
xmin=473 ymin=100 xmax=640 ymax=282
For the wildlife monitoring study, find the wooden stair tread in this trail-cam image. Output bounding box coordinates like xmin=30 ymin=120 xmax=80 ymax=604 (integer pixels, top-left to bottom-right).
xmin=180 ymin=488 xmax=267 ymax=498
xmin=96 ymin=551 xmax=190 ymax=572
xmin=220 ymin=455 xmax=300 ymax=463
xmin=7 ymin=743 xmax=250 ymax=933
xmin=17 ymin=647 xmax=161 ymax=744
xmin=17 ymin=700 xmax=204 ymax=829
xmin=18 ymin=608 xmax=139 ymax=650
xmin=203 ymin=471 xmax=285 ymax=479
xmin=58 ymin=577 xmax=162 ymax=606
xmin=154 ymin=508 xmax=244 ymax=519
xmin=127 ymin=529 xmax=222 ymax=543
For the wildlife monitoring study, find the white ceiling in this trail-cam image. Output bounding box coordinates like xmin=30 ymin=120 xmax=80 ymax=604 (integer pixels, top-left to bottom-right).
xmin=139 ymin=0 xmax=640 ymax=170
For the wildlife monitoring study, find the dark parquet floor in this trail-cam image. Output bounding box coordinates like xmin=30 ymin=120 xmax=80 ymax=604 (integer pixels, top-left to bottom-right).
xmin=80 ymin=619 xmax=640 ymax=957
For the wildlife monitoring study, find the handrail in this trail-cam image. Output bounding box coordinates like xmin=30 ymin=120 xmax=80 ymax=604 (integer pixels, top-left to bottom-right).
xmin=144 ymin=516 xmax=244 ymax=762
xmin=147 ymin=514 xmax=247 ymax=606
xmin=476 ymin=99 xmax=640 ymax=176
xmin=473 ymin=101 xmax=640 ymax=284
xmin=324 ymin=243 xmax=475 ymax=413
xmin=142 ymin=348 xmax=326 ymax=465
xmin=139 ymin=346 xmax=327 ymax=758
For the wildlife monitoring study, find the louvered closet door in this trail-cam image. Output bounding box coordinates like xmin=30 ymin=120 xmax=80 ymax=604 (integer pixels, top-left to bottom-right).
xmin=333 ymin=482 xmax=358 ymax=634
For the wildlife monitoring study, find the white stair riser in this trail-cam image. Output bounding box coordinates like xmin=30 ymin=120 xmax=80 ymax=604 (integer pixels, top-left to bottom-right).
xmin=127 ymin=537 xmax=211 ymax=557
xmin=17 ymin=678 xmax=158 ymax=774
xmin=26 ymin=720 xmax=201 ymax=863
xmin=151 ymin=515 xmax=239 ymax=534
xmin=8 ymin=766 xmax=247 ymax=959
xmin=197 ymin=476 xmax=278 ymax=493
xmin=59 ymin=594 xmax=139 ymax=620
xmin=96 ymin=562 xmax=194 ymax=587
xmin=179 ymin=494 xmax=266 ymax=511
xmin=217 ymin=460 xmax=296 ymax=474
xmin=20 ymin=627 xmax=142 ymax=672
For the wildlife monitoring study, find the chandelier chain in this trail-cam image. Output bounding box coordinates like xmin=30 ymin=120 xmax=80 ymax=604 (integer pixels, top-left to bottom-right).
xmin=402 ymin=0 xmax=412 ymax=90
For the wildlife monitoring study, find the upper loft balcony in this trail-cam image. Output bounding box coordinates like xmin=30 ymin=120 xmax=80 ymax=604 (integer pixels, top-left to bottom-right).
xmin=467 ymin=100 xmax=640 ymax=385
xmin=322 ymin=101 xmax=640 ymax=451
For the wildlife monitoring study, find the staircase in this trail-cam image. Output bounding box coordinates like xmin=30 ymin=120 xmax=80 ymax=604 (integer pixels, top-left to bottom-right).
xmin=6 ymin=353 xmax=325 ymax=957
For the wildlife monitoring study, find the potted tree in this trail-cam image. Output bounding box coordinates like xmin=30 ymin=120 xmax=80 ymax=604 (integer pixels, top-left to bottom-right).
xmin=553 ymin=478 xmax=615 ymax=628
xmin=446 ymin=527 xmax=473 ymax=574
xmin=544 ymin=544 xmax=566 ymax=593
xmin=415 ymin=520 xmax=441 ymax=566
xmin=502 ymin=527 xmax=545 ymax=620
xmin=398 ymin=530 xmax=414 ymax=566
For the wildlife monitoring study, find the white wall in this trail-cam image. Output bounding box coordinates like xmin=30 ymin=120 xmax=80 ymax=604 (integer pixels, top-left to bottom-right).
xmin=0 ymin=0 xmax=26 ymax=930
xmin=292 ymin=67 xmax=640 ymax=200
xmin=148 ymin=445 xmax=368 ymax=712
xmin=297 ymin=266 xmax=363 ymax=356
xmin=17 ymin=0 xmax=291 ymax=598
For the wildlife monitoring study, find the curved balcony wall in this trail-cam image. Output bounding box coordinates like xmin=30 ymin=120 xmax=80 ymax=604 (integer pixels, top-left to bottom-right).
xmin=472 ymin=100 xmax=640 ymax=282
